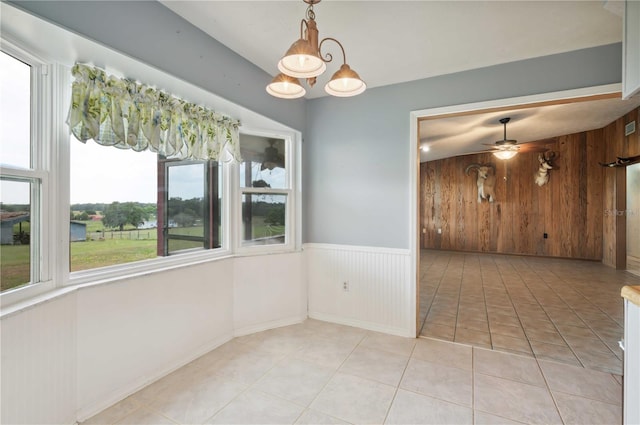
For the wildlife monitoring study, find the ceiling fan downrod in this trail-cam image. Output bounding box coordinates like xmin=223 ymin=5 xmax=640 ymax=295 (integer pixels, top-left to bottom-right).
xmin=500 ymin=117 xmax=511 ymax=142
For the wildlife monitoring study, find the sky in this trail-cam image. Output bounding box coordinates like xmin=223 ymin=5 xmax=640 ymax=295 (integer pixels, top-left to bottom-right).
xmin=1 ymin=50 xmax=286 ymax=207
xmin=1 ymin=51 xmax=31 ymax=204
xmin=70 ymin=141 xmax=159 ymax=204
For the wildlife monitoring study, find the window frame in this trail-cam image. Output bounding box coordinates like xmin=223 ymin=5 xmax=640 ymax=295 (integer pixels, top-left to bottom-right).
xmin=234 ymin=130 xmax=296 ymax=255
xmin=64 ymin=83 xmax=234 ymax=285
xmin=0 ymin=41 xmax=56 ymax=306
xmin=159 ymin=158 xmax=224 ymax=256
xmin=67 ymin=155 xmax=232 ymax=286
xmin=1 ymin=25 xmax=301 ymax=308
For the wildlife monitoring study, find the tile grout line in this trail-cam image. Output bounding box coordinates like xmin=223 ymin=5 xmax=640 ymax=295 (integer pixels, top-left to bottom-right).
xmin=471 ymin=344 xmax=475 ymax=424
xmin=381 ymin=339 xmax=419 ymax=424
xmin=521 ymin=256 xmax=623 ymax=369
xmin=491 ymin=254 xmax=529 ymax=354
xmin=535 ymin=357 xmax=568 ymax=425
xmin=419 ymin=250 xmax=627 ymax=372
xmin=418 ymin=253 xmax=448 ymax=336
xmin=509 ymin=256 xmax=578 ymax=364
xmin=294 ymin=330 xmax=368 ymax=424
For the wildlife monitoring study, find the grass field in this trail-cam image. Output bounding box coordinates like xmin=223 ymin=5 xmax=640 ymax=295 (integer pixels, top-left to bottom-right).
xmin=70 ymin=239 xmax=157 ymax=271
xmin=0 ymin=244 xmax=30 ymax=292
xmin=1 ymin=218 xmax=283 ymax=292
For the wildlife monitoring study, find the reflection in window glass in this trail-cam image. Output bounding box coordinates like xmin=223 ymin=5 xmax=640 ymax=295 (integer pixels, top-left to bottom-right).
xmin=166 ymin=162 xmax=206 ymax=254
xmin=0 ymin=179 xmax=31 ymax=291
xmin=0 ymin=51 xmax=31 ymax=169
xmin=239 ymin=137 xmax=286 ymax=189
xmin=168 ymin=239 xmax=203 ymax=253
xmin=242 ymin=194 xmax=286 ymax=246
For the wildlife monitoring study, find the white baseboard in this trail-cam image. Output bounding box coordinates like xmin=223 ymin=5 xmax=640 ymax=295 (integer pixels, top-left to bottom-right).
xmin=76 ymin=332 xmax=234 ymax=422
xmin=308 ymin=311 xmax=415 ymax=338
xmin=233 ymin=314 xmax=307 ymax=337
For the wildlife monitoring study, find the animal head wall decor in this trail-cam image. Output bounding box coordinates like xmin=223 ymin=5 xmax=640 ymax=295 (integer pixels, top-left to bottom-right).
xmin=534 ymin=151 xmax=556 ymax=187
xmin=465 ymin=163 xmax=497 ymax=203
xmin=600 ymin=154 xmax=640 ymax=168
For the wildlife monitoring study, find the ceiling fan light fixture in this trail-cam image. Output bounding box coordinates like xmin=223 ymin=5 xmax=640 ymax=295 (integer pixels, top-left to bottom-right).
xmin=266 ymin=73 xmax=306 ymax=99
xmin=261 ymin=139 xmax=285 ymax=170
xmin=324 ymin=64 xmax=366 ymax=97
xmin=493 ymin=150 xmax=518 ymax=160
xmin=491 ymin=117 xmax=518 ymax=159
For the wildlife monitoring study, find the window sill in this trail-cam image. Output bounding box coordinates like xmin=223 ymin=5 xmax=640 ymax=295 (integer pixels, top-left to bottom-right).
xmin=1 ymin=281 xmax=75 ymax=319
xmin=68 ymin=248 xmax=233 ymax=286
xmin=1 ymin=246 xmax=304 ymax=319
xmin=1 ymin=249 xmax=232 ymax=319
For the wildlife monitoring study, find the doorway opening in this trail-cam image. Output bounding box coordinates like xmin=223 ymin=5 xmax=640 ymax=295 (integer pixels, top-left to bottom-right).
xmin=410 ymin=84 xmax=640 ymax=373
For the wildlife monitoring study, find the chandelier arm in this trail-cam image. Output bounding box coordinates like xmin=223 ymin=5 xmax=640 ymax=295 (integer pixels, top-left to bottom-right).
xmin=299 ymin=18 xmax=309 ymax=39
xmin=318 ymin=37 xmax=346 ymax=64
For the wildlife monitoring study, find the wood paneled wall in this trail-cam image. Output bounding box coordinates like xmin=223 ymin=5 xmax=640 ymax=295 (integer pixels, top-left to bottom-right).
xmin=602 ymin=108 xmax=640 ymax=268
xmin=421 ymin=107 xmax=640 ymax=262
xmin=421 ymin=125 xmax=608 ymax=259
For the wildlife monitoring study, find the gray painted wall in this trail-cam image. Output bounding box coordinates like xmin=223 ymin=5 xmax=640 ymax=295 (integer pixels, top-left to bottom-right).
xmin=9 ymin=0 xmax=306 ymax=132
xmin=304 ymin=44 xmax=622 ymax=248
xmin=7 ymin=1 xmax=622 ymax=249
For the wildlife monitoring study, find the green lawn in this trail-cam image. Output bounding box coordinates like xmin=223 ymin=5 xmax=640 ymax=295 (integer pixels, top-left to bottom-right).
xmin=0 ymin=244 xmax=30 ymax=292
xmin=70 ymin=238 xmax=157 ymax=271
xmin=1 ymin=218 xmax=284 ymax=290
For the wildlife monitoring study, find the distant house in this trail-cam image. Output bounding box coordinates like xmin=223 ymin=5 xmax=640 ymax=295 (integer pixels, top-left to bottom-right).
xmin=139 ymin=220 xmax=157 ymax=229
xmin=70 ymin=221 xmax=87 ymax=242
xmin=0 ymin=211 xmax=30 ymax=245
xmin=89 ymin=214 xmax=103 ymax=221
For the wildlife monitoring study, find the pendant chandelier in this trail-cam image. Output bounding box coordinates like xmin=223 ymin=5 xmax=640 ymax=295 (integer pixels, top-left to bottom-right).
xmin=266 ymin=0 xmax=366 ymax=99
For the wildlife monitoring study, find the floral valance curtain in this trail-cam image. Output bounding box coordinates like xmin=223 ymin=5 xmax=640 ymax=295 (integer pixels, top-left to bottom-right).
xmin=67 ymin=63 xmax=241 ymax=162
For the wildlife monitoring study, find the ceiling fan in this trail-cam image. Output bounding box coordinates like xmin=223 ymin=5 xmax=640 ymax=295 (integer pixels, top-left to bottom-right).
xmin=482 ymin=117 xmax=548 ymax=159
xmin=261 ymin=139 xmax=285 ymax=171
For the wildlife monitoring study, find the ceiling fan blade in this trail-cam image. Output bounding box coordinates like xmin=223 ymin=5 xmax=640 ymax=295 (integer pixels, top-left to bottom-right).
xmin=452 ymin=149 xmax=497 ymax=157
xmin=517 ymin=144 xmax=551 ymax=153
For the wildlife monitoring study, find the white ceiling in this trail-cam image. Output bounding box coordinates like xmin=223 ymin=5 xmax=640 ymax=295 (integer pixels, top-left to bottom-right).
xmin=161 ymin=0 xmax=639 ymax=161
xmin=420 ymin=95 xmax=640 ymax=161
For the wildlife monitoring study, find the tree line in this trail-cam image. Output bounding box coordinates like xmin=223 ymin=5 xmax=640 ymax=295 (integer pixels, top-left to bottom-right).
xmin=72 ymin=199 xmax=206 ymax=231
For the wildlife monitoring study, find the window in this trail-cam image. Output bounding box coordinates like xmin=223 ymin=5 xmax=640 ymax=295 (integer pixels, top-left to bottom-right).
xmin=69 ymin=141 xmax=159 ymax=271
xmin=158 ymin=159 xmax=221 ymax=256
xmin=1 ymin=25 xmax=299 ymax=304
xmin=0 ymin=50 xmax=47 ymax=294
xmin=69 ymin=143 xmax=225 ymax=272
xmin=239 ymin=135 xmax=290 ymax=247
xmin=67 ymin=62 xmax=238 ymax=274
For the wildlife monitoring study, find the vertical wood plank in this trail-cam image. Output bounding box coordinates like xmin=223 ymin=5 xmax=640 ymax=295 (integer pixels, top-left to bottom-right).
xmin=417 ymin=109 xmax=640 ymax=261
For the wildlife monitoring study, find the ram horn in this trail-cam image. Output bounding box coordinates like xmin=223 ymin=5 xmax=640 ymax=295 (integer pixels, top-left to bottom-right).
xmin=484 ymin=163 xmax=496 ymax=173
xmin=465 ymin=163 xmax=481 ymax=175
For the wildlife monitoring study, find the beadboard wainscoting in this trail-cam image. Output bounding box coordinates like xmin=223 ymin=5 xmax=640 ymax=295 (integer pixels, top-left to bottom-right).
xmin=1 ymin=251 xmax=307 ymax=424
xmin=234 ymin=252 xmax=307 ymax=336
xmin=75 ymin=259 xmax=236 ymax=421
xmin=0 ymin=292 xmax=78 ymax=425
xmin=305 ymin=243 xmax=415 ymax=337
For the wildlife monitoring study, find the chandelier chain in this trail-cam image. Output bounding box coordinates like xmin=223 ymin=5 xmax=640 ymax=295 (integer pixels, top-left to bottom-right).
xmin=306 ymin=5 xmax=315 ymax=20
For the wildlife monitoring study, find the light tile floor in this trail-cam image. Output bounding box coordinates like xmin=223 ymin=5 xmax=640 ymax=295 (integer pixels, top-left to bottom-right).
xmin=418 ymin=249 xmax=640 ymax=375
xmin=84 ymin=319 xmax=622 ymax=425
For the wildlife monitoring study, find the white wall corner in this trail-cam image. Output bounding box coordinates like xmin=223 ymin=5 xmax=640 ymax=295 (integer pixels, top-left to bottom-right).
xmin=304 ymin=243 xmax=414 ymax=338
xmin=233 ymin=251 xmax=307 ymax=334
xmin=75 ymin=332 xmax=233 ymax=422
